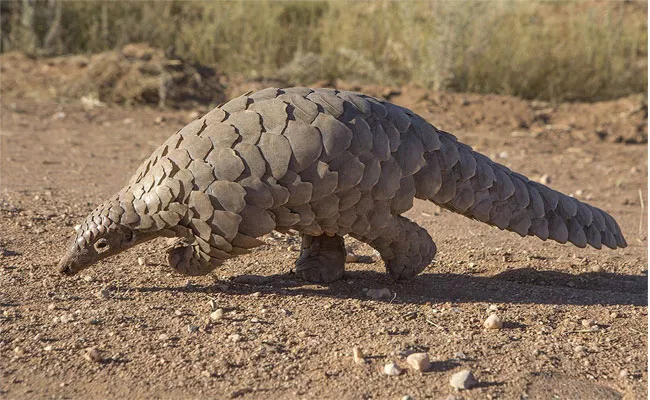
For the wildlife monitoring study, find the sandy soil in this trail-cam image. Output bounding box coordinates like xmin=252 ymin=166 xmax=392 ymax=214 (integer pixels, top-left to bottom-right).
xmin=0 ymin=82 xmax=647 ymax=399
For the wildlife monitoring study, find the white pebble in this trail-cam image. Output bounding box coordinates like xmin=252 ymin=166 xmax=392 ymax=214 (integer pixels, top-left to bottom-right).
xmin=366 ymin=288 xmax=393 ymax=300
xmin=449 ymin=369 xmax=478 ymax=390
xmin=483 ymin=314 xmax=503 ymax=329
xmin=539 ymin=174 xmax=551 ymax=185
xmin=581 ymin=319 xmax=596 ymax=328
xmin=352 ymin=347 xmax=365 ymax=365
xmin=137 ymin=257 xmax=146 ymax=266
xmin=43 ymin=345 xmax=53 ymax=351
xmin=406 ymin=352 xmax=431 ymax=372
xmin=83 ymin=347 xmax=103 ymax=363
xmin=383 ymin=362 xmax=402 ymax=376
xmin=228 ymin=333 xmax=242 ymax=342
xmin=210 ymin=309 xmax=224 ymax=321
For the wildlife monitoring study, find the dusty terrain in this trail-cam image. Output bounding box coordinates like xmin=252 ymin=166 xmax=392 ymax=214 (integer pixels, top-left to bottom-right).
xmin=0 ymin=76 xmax=647 ymax=399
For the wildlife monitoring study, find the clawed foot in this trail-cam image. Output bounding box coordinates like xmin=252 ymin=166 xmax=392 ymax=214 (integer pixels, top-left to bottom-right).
xmin=295 ymin=234 xmax=346 ymax=283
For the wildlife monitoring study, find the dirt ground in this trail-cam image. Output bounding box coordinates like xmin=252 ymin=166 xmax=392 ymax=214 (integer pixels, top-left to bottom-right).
xmin=0 ymin=75 xmax=648 ymax=399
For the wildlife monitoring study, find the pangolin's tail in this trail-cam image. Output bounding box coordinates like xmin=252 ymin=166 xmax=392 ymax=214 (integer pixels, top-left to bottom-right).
xmin=412 ymin=130 xmax=626 ymax=249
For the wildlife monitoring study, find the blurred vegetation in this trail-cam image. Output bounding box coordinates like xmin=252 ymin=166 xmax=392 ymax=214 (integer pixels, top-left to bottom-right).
xmin=1 ymin=0 xmax=647 ymax=102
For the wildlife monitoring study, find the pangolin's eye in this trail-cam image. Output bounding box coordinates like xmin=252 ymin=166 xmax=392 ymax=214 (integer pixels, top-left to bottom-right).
xmin=94 ymin=238 xmax=110 ymax=252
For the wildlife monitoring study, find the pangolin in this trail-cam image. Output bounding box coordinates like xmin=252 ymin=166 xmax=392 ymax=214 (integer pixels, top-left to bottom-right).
xmin=58 ymin=87 xmax=627 ymax=283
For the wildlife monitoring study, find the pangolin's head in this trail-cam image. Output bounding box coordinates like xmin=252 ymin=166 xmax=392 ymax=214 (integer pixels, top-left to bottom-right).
xmin=58 ymin=197 xmax=158 ymax=275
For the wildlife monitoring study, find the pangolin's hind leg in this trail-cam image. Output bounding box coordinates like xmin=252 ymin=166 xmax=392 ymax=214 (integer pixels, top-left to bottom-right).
xmin=352 ymin=215 xmax=436 ymax=280
xmin=295 ymin=233 xmax=346 ymax=283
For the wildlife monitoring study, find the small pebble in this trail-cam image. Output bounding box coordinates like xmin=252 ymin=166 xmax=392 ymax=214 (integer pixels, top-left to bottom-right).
xmin=539 ymin=174 xmax=551 ymax=185
xmin=352 ymin=347 xmax=365 ymax=365
xmin=591 ymin=265 xmax=604 ymax=273
xmin=187 ymin=325 xmax=199 ymax=333
xmin=33 ymin=333 xmax=43 ymax=341
xmin=383 ymin=362 xmax=402 ymax=376
xmin=619 ymin=369 xmax=628 ymax=378
xmin=174 ymin=309 xmax=183 ymax=316
xmin=43 ymin=345 xmax=53 ymax=351
xmin=83 ymin=347 xmax=103 ymax=363
xmin=228 ymin=333 xmax=242 ymax=342
xmin=97 ymin=287 xmax=110 ymax=299
xmin=137 ymin=257 xmax=146 ymax=266
xmin=483 ymin=314 xmax=503 ymax=329
xmin=47 ymin=303 xmax=56 ymax=311
xmin=454 ymin=351 xmax=468 ymax=360
xmin=158 ymin=334 xmax=169 ymax=341
xmin=83 ymin=275 xmax=94 ymax=282
xmin=402 ymin=396 xmax=414 ymax=400
xmin=210 ymin=309 xmax=224 ymax=321
xmin=366 ymin=288 xmax=393 ymax=300
xmin=610 ymin=312 xmax=620 ymax=319
xmin=251 ymin=292 xmax=262 ymax=298
xmin=449 ymin=369 xmax=478 ymax=390
xmin=406 ymin=352 xmax=431 ymax=372
xmin=581 ymin=319 xmax=596 ymax=328
xmin=488 ymin=304 xmax=499 ymax=311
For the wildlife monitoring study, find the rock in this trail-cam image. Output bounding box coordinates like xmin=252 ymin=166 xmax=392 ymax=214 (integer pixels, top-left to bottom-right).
xmin=449 ymin=369 xmax=478 ymax=390
xmin=406 ymin=352 xmax=431 ymax=372
xmin=591 ymin=265 xmax=604 ymax=273
xmin=483 ymin=314 xmax=503 ymax=329
xmin=228 ymin=333 xmax=242 ymax=342
xmin=619 ymin=369 xmax=628 ymax=378
xmin=581 ymin=319 xmax=596 ymax=328
xmin=353 ymin=347 xmax=365 ymax=365
xmin=137 ymin=257 xmax=147 ymax=266
xmin=454 ymin=351 xmax=468 ymax=360
xmin=366 ymin=288 xmax=393 ymax=300
xmin=539 ymin=174 xmax=551 ymax=185
xmin=383 ymin=362 xmax=402 ymax=376
xmin=210 ymin=309 xmax=224 ymax=321
xmin=83 ymin=347 xmax=103 ymax=363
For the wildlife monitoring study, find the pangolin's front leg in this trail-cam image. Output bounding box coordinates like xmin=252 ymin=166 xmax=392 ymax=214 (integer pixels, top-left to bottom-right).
xmin=295 ymin=233 xmax=346 ymax=283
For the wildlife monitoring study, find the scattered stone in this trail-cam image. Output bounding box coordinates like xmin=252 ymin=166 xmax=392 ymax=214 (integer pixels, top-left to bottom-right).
xmin=591 ymin=265 xmax=604 ymax=273
xmin=483 ymin=314 xmax=503 ymax=329
xmin=83 ymin=347 xmax=103 ymax=363
xmin=406 ymin=352 xmax=431 ymax=372
xmin=158 ymin=334 xmax=169 ymax=341
xmin=352 ymin=347 xmax=365 ymax=365
xmin=210 ymin=309 xmax=224 ymax=321
xmin=450 ymin=369 xmax=478 ymax=390
xmin=619 ymin=369 xmax=628 ymax=378
xmin=250 ymin=317 xmax=260 ymax=323
xmin=47 ymin=303 xmax=56 ymax=311
xmin=83 ymin=275 xmax=94 ymax=282
xmin=187 ymin=325 xmax=199 ymax=333
xmin=251 ymin=292 xmax=262 ymax=298
xmin=43 ymin=345 xmax=53 ymax=351
xmin=581 ymin=319 xmax=596 ymax=328
xmin=383 ymin=362 xmax=402 ymax=376
xmin=454 ymin=351 xmax=468 ymax=360
xmin=60 ymin=314 xmax=74 ymax=323
xmin=539 ymin=174 xmax=551 ymax=185
xmin=401 ymin=396 xmax=414 ymax=400
xmin=97 ymin=286 xmax=110 ymax=299
xmin=137 ymin=257 xmax=146 ymax=266
xmin=573 ymin=345 xmax=587 ymax=355
xmin=13 ymin=346 xmax=24 ymax=355
xmin=228 ymin=333 xmax=242 ymax=342
xmin=610 ymin=312 xmax=620 ymax=319
xmin=33 ymin=333 xmax=43 ymax=341
xmin=488 ymin=304 xmax=499 ymax=312
xmin=366 ymin=288 xmax=393 ymax=300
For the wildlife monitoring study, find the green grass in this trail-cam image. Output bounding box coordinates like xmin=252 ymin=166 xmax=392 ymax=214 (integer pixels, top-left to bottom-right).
xmin=2 ymin=0 xmax=646 ymax=102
